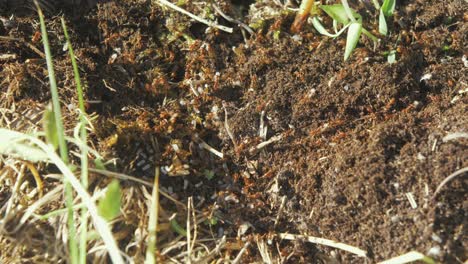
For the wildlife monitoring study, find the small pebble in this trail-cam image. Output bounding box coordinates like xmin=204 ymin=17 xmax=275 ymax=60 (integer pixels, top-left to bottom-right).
xmin=431 ymin=233 xmax=442 ymax=243
xmin=417 ymin=153 xmax=426 ymax=161
xmin=428 ymin=246 xmax=441 ymax=256
xmin=217 ymin=227 xmax=224 ymax=238
xmin=391 ymin=215 xmax=400 ymax=223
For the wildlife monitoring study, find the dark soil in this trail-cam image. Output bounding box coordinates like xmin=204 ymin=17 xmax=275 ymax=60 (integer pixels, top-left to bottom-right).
xmin=1 ymin=0 xmax=466 ymax=263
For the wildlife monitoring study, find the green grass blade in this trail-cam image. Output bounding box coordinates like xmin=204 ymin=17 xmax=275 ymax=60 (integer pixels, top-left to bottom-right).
xmin=381 ymin=0 xmax=396 ymax=17
xmin=60 ymin=18 xmax=86 ymax=174
xmin=379 ymin=8 xmax=388 ymax=36
xmin=35 ymin=203 xmax=87 ymax=220
xmin=35 ymin=2 xmax=77 ymax=263
xmin=371 ymin=0 xmax=380 ymax=9
xmin=145 ymin=168 xmax=160 ymax=264
xmin=42 ymin=103 xmax=59 ymax=150
xmin=34 ymin=0 xmax=67 ymax=163
xmin=60 ymin=17 xmax=90 ymax=264
xmin=98 ymin=180 xmax=122 ymax=221
xmin=0 ymin=129 xmax=49 ymax=162
xmin=170 ymin=218 xmax=187 ymax=236
xmin=344 ymin=22 xmax=362 ymax=61
xmin=362 ymin=27 xmax=378 ymax=42
xmin=312 ymin=17 xmax=350 ymax=38
xmin=340 ymin=0 xmax=357 ymax=23
xmin=319 ymin=4 xmax=360 ymax=24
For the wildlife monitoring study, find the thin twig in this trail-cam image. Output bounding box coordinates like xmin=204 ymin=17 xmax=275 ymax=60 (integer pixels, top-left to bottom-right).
xmin=250 ymin=134 xmax=283 ymax=154
xmin=232 ymin=241 xmax=251 ymax=264
xmin=196 ymin=236 xmax=227 ymax=264
xmin=0 ymin=54 xmax=17 ymax=61
xmin=256 ymin=238 xmax=273 ymax=264
xmin=212 ymin=4 xmax=254 ymax=35
xmin=432 ymin=167 xmax=468 ymax=199
xmin=0 ymin=36 xmax=46 ymax=58
xmin=222 ymin=102 xmax=238 ymax=151
xmin=190 ymin=198 xmax=197 ymax=260
xmin=442 ymin=132 xmax=468 ymax=142
xmin=274 ymin=196 xmax=286 ymax=228
xmin=156 ymin=0 xmax=233 ymax=33
xmin=197 ymin=138 xmax=224 ymax=159
xmin=1 ymin=164 xmax=26 ymax=229
xmin=186 ymin=197 xmax=193 ymax=264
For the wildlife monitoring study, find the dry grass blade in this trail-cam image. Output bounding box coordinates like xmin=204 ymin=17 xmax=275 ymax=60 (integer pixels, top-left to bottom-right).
xmin=12 ymin=185 xmax=63 ymax=233
xmin=232 ymin=241 xmax=251 ymax=264
xmin=256 ymin=238 xmax=273 ymax=264
xmin=0 ymin=163 xmax=26 ymax=227
xmin=24 ymin=161 xmax=43 ymax=197
xmin=196 ymin=236 xmax=227 ymax=264
xmin=186 ymin=197 xmax=193 ymax=264
xmin=377 ymin=251 xmax=435 ymax=264
xmin=279 ymin=233 xmax=367 ymax=257
xmin=442 ymin=132 xmax=468 ymax=142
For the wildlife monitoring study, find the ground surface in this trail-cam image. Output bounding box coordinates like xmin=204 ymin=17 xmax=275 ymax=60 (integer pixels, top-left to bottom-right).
xmin=0 ymin=0 xmax=467 ymax=263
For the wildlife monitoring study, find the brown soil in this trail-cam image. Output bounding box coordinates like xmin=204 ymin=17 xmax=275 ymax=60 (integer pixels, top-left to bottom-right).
xmin=1 ymin=0 xmax=466 ymax=263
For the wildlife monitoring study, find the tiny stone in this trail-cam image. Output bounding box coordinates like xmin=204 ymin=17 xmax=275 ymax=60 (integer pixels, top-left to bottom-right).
xmin=463 ymin=55 xmax=468 ymax=67
xmin=391 ymin=215 xmax=399 ymax=223
xmin=428 ymin=246 xmax=441 ymax=256
xmin=291 ymin=34 xmax=303 ymax=42
xmin=67 ymin=103 xmax=76 ymax=112
xmin=308 ymin=88 xmax=317 ymax=97
xmin=420 ymin=73 xmax=432 ymax=82
xmin=417 ymin=153 xmax=426 ymax=161
xmin=431 ymin=233 xmax=442 ymax=243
